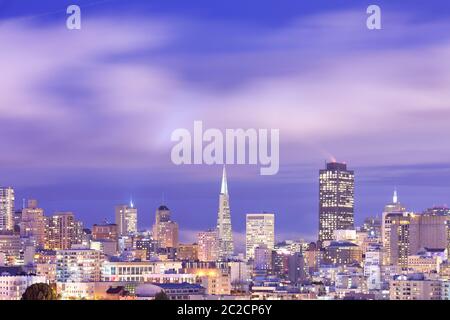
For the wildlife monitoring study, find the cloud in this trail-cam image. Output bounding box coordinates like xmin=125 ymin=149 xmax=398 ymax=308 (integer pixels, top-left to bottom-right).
xmin=0 ymin=9 xmax=450 ymax=173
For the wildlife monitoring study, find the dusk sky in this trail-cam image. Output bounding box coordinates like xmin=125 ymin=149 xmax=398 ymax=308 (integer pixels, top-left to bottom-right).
xmin=1 ymin=0 xmax=450 ymax=251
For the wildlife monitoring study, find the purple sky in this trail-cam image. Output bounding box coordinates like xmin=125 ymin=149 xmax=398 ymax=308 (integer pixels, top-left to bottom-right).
xmin=1 ymin=1 xmax=450 ymax=250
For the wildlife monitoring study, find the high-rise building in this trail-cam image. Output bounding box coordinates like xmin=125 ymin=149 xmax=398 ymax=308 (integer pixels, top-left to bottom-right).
xmin=152 ymin=205 xmax=179 ymax=248
xmin=216 ymin=166 xmax=234 ymax=260
xmin=115 ymin=202 xmax=137 ymax=236
xmin=20 ymin=199 xmax=46 ymax=248
xmin=245 ymin=213 xmax=275 ymax=260
xmin=0 ymin=187 xmax=14 ymax=232
xmin=45 ymin=212 xmax=83 ymax=250
xmin=197 ymin=230 xmax=218 ymax=262
xmin=318 ymin=162 xmax=354 ymax=243
xmin=382 ymin=190 xmax=408 ymax=265
xmin=389 ymin=215 xmax=411 ymax=268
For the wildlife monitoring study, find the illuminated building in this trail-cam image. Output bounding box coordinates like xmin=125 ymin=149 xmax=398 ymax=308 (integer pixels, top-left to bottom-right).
xmin=20 ymin=199 xmax=46 ymax=248
xmin=177 ymin=243 xmax=198 ymax=261
xmin=0 ymin=187 xmax=14 ymax=232
xmin=152 ymin=205 xmax=179 ymax=249
xmin=409 ymin=214 xmax=450 ymax=255
xmin=324 ymin=241 xmax=362 ymax=266
xmin=56 ymin=249 xmax=104 ymax=282
xmin=92 ymin=223 xmax=118 ymax=255
xmin=135 ymin=283 xmax=205 ymax=300
xmin=363 ymin=244 xmax=382 ymax=290
xmin=407 ymin=253 xmax=442 ymax=274
xmin=36 ymin=262 xmax=57 ymax=283
xmin=253 ymin=244 xmax=273 ymax=271
xmin=390 ymin=274 xmax=441 ymax=300
xmin=216 ymin=166 xmax=234 ymax=260
xmin=318 ymin=162 xmax=354 ymax=243
xmin=423 ymin=206 xmax=450 ymax=216
xmin=288 ymin=252 xmax=306 ymax=284
xmin=381 ymin=190 xmax=408 ymax=265
xmin=362 ymin=216 xmax=382 ymax=240
xmin=0 ymin=267 xmax=46 ymax=300
xmin=389 ymin=215 xmax=411 ymax=268
xmin=92 ymin=223 xmax=118 ymax=242
xmin=45 ymin=212 xmax=83 ymax=250
xmin=115 ymin=203 xmax=137 ymax=236
xmin=135 ymin=238 xmax=159 ymax=260
xmin=0 ymin=234 xmax=21 ymax=265
xmin=245 ymin=213 xmax=275 ymax=260
xmin=102 ymin=261 xmax=183 ymax=282
xmin=197 ymin=230 xmax=218 ymax=262
xmin=200 ymin=269 xmax=231 ymax=295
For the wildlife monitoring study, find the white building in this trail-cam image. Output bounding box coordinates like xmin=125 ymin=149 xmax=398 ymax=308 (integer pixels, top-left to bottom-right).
xmin=115 ymin=203 xmax=137 ymax=236
xmin=245 ymin=213 xmax=275 ymax=260
xmin=0 ymin=267 xmax=46 ymax=300
xmin=56 ymin=249 xmax=104 ymax=282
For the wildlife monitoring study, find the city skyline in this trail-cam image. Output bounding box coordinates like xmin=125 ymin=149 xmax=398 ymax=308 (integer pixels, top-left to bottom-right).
xmin=2 ymin=162 xmax=449 ymax=254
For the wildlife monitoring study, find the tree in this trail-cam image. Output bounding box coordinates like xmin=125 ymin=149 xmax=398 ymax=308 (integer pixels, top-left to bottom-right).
xmin=154 ymin=290 xmax=169 ymax=300
xmin=21 ymin=283 xmax=57 ymax=300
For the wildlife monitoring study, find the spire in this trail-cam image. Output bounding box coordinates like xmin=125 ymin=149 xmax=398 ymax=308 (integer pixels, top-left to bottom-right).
xmin=220 ymin=165 xmax=228 ymax=195
xmin=393 ymin=189 xmax=398 ymax=204
xmin=130 ymin=197 xmax=134 ymax=208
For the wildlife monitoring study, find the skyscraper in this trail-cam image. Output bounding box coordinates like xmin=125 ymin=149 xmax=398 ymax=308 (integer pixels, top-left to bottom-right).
xmin=245 ymin=213 xmax=275 ymax=260
xmin=152 ymin=205 xmax=179 ymax=248
xmin=318 ymin=162 xmax=355 ymax=243
xmin=216 ymin=166 xmax=234 ymax=260
xmin=20 ymin=199 xmax=46 ymax=248
xmin=45 ymin=212 xmax=83 ymax=250
xmin=381 ymin=191 xmax=407 ymax=265
xmin=115 ymin=202 xmax=137 ymax=236
xmin=0 ymin=187 xmax=14 ymax=232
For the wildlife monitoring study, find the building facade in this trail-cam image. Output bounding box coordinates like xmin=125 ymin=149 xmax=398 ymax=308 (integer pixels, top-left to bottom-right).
xmin=318 ymin=162 xmax=354 ymax=243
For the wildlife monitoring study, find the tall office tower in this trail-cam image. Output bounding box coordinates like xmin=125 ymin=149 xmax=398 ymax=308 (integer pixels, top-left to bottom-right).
xmin=0 ymin=187 xmax=15 ymax=232
xmin=20 ymin=199 xmax=46 ymax=248
xmin=152 ymin=205 xmax=179 ymax=248
xmin=197 ymin=229 xmax=218 ymax=262
xmin=216 ymin=166 xmax=234 ymax=260
xmin=381 ymin=191 xmax=407 ymax=265
xmin=115 ymin=202 xmax=137 ymax=236
xmin=245 ymin=213 xmax=275 ymax=260
xmin=318 ymin=162 xmax=355 ymax=243
xmin=389 ymin=214 xmax=411 ymax=268
xmin=45 ymin=212 xmax=82 ymax=250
